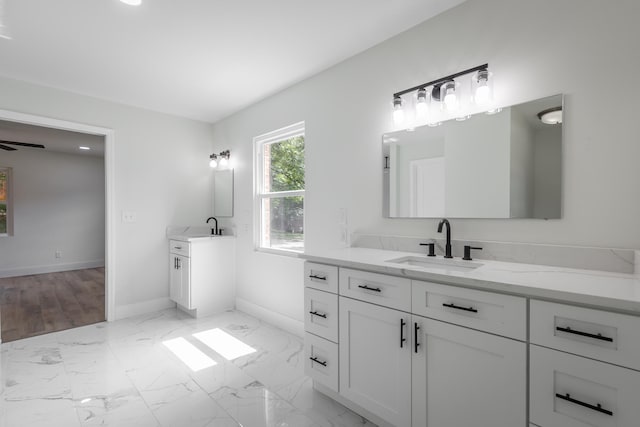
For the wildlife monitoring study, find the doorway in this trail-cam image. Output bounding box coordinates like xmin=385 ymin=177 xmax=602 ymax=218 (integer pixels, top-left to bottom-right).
xmin=0 ymin=110 xmax=114 ymax=343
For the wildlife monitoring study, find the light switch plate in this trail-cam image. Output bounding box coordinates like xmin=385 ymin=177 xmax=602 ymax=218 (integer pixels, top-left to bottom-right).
xmin=122 ymin=211 xmax=137 ymax=223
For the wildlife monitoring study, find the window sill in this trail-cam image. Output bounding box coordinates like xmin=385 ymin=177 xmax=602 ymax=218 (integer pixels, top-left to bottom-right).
xmin=255 ymin=247 xmax=303 ymax=258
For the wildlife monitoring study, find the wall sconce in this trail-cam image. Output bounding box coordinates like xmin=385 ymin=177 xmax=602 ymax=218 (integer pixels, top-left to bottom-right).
xmin=392 ymin=63 xmax=493 ymax=128
xmin=209 ymin=150 xmax=231 ymax=168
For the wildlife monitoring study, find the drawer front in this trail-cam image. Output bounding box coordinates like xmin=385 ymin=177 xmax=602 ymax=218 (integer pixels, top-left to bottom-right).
xmin=304 ymin=288 xmax=339 ymax=343
xmin=412 ymin=280 xmax=526 ymax=340
xmin=304 ymin=332 xmax=339 ymax=392
xmin=169 ymin=239 xmax=190 ymax=257
xmin=339 ymin=268 xmax=411 ymax=312
xmin=304 ymin=262 xmax=339 ymax=294
xmin=531 ymin=300 xmax=640 ymax=371
xmin=530 ymin=345 xmax=640 ymax=427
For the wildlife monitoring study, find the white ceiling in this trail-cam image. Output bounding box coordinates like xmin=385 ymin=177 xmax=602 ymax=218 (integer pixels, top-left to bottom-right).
xmin=0 ymin=0 xmax=466 ymax=123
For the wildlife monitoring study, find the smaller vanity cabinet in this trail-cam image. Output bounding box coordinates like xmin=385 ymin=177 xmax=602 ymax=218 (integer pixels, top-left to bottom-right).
xmin=168 ymin=237 xmax=235 ymax=317
xmin=169 ymin=240 xmax=191 ymax=308
xmin=529 ymin=300 xmax=640 ymax=427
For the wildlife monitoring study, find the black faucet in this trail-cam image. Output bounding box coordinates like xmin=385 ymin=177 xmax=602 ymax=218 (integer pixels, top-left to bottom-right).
xmin=206 ymin=217 xmax=219 ymax=235
xmin=437 ymin=219 xmax=453 ymax=258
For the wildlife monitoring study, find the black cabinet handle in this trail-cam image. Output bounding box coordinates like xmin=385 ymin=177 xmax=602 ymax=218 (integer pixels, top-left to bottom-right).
xmin=309 ymin=356 xmax=327 ymax=367
xmin=309 ymin=311 xmax=327 ymax=319
xmin=555 ymin=393 xmax=613 ymax=416
xmin=174 ymin=246 xmax=182 ymax=250
xmin=556 ymin=326 xmax=613 ymax=342
xmin=309 ymin=274 xmax=327 ymax=281
xmin=414 ymin=322 xmax=420 ymax=353
xmin=400 ymin=319 xmax=406 ymax=348
xmin=177 ymin=258 xmax=181 ymax=269
xmin=443 ymin=303 xmax=478 ymax=313
xmin=358 ymin=284 xmax=382 ymax=292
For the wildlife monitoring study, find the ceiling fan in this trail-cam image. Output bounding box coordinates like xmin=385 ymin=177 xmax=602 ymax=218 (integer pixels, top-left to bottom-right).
xmin=0 ymin=140 xmax=46 ymax=151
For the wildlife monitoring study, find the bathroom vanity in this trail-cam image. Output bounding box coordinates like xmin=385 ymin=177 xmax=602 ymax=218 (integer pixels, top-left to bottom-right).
xmin=302 ymin=247 xmax=640 ymax=427
xmin=168 ymin=234 xmax=235 ymax=317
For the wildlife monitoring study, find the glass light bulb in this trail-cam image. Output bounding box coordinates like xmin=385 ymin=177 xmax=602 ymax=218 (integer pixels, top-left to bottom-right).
xmin=444 ymin=87 xmax=457 ymax=111
xmin=219 ymin=157 xmax=228 ymax=167
xmin=209 ymin=159 xmax=217 ymax=168
xmin=475 ymin=83 xmax=490 ymax=105
xmin=416 ymin=101 xmax=428 ymax=120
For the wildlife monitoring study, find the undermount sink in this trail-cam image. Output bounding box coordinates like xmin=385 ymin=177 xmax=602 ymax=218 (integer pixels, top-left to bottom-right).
xmin=386 ymin=255 xmax=483 ymax=272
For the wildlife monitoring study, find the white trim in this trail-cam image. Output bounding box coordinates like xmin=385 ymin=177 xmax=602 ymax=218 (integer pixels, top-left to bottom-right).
xmin=0 ymin=109 xmax=116 ymax=322
xmin=254 ymin=121 xmax=305 ymax=145
xmin=0 ymin=260 xmax=105 ymax=279
xmin=253 ymin=122 xmax=306 ymax=253
xmin=114 ymin=297 xmax=176 ymax=320
xmin=236 ymin=297 xmax=304 ymax=337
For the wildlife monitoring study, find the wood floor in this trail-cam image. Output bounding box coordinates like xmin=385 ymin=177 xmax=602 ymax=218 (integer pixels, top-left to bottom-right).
xmin=0 ymin=268 xmax=105 ymax=342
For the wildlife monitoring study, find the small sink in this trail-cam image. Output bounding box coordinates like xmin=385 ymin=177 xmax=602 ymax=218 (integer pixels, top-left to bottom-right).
xmin=386 ymin=256 xmax=483 ymax=272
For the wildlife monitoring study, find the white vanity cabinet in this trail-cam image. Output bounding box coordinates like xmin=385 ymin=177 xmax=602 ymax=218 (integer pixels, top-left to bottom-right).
xmin=412 ymin=315 xmax=526 ymax=427
xmin=529 ymin=300 xmax=640 ymax=427
xmin=339 ymin=296 xmax=412 ymax=427
xmin=303 ymin=261 xmax=528 ymax=427
xmin=168 ymin=237 xmax=235 ymax=317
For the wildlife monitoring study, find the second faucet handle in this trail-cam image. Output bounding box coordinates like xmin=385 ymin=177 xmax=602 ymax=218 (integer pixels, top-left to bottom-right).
xmin=419 ymin=242 xmax=436 ymax=257
xmin=463 ymin=245 xmax=482 ymax=261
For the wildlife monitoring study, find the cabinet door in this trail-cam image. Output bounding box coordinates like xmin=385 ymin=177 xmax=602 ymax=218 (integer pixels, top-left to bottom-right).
xmin=169 ymin=254 xmax=182 ymax=303
xmin=412 ymin=315 xmax=526 ymax=427
xmin=339 ymin=297 xmax=411 ymax=427
xmin=178 ymin=255 xmax=191 ymax=308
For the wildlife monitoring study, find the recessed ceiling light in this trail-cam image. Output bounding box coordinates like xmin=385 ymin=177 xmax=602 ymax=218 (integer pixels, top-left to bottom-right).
xmin=79 ymin=146 xmax=91 ymax=150
xmin=537 ymin=107 xmax=563 ymax=125
xmin=120 ymin=0 xmax=142 ymax=6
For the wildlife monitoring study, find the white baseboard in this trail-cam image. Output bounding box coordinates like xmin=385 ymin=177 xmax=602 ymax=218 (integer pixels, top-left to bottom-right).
xmin=114 ymin=297 xmax=176 ymax=320
xmin=236 ymin=297 xmax=304 ymax=338
xmin=0 ymin=260 xmax=105 ymax=279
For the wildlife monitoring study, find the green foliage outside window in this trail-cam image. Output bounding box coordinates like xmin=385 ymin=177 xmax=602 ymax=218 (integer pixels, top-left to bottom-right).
xmin=268 ymin=136 xmax=305 ymax=246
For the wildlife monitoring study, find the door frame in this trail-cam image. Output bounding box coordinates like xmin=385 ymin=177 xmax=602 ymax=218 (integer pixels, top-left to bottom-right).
xmin=0 ymin=109 xmax=116 ymax=322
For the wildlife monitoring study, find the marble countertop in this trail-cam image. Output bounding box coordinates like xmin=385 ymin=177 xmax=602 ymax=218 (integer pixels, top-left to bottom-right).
xmin=168 ymin=234 xmax=235 ymax=242
xmin=302 ymin=247 xmax=640 ymax=314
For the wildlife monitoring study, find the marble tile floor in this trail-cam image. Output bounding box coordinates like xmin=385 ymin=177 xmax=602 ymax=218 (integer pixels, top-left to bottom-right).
xmin=0 ymin=308 xmax=377 ymax=427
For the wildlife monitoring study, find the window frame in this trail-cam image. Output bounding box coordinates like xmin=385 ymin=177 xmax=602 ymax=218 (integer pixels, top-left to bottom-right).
xmin=0 ymin=166 xmax=13 ymax=237
xmin=254 ymin=122 xmax=305 ymax=255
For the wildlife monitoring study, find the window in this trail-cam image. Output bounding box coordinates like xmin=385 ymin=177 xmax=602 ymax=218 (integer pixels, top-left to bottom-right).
xmin=255 ymin=122 xmax=305 ymax=253
xmin=0 ymin=167 xmax=12 ymax=236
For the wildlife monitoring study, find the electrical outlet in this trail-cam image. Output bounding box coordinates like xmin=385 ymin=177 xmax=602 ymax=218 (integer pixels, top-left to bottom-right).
xmin=122 ymin=211 xmax=137 ymax=223
xmin=55 ymin=249 xmax=62 ymax=259
xmin=338 ymin=208 xmax=348 ymax=225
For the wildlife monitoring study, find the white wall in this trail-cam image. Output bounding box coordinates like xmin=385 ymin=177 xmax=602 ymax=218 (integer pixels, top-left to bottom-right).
xmin=0 ymin=149 xmax=104 ymax=277
xmin=211 ymin=0 xmax=640 ymax=324
xmin=0 ymin=77 xmax=214 ymax=314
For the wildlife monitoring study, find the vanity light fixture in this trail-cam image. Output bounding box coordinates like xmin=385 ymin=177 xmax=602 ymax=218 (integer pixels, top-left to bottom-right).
xmin=537 ymin=107 xmax=563 ymax=125
xmin=392 ymin=63 xmax=492 ymax=128
xmin=209 ymin=150 xmax=231 ymax=169
xmin=392 ymin=95 xmax=405 ymax=126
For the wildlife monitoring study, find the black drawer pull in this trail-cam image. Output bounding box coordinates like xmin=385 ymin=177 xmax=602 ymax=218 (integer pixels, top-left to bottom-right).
xmin=358 ymin=284 xmax=382 ymax=292
xmin=309 ymin=311 xmax=327 ymax=319
xmin=309 ymin=274 xmax=327 ymax=281
xmin=556 ymin=326 xmax=613 ymax=342
xmin=400 ymin=318 xmax=407 ymax=348
xmin=443 ymin=303 xmax=478 ymax=313
xmin=309 ymin=356 xmax=327 ymax=367
xmin=555 ymin=393 xmax=613 ymax=416
xmin=414 ymin=322 xmax=420 ymax=353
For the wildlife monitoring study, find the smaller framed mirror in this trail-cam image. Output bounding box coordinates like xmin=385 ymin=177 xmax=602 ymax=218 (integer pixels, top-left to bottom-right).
xmin=213 ymin=169 xmax=234 ymax=217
